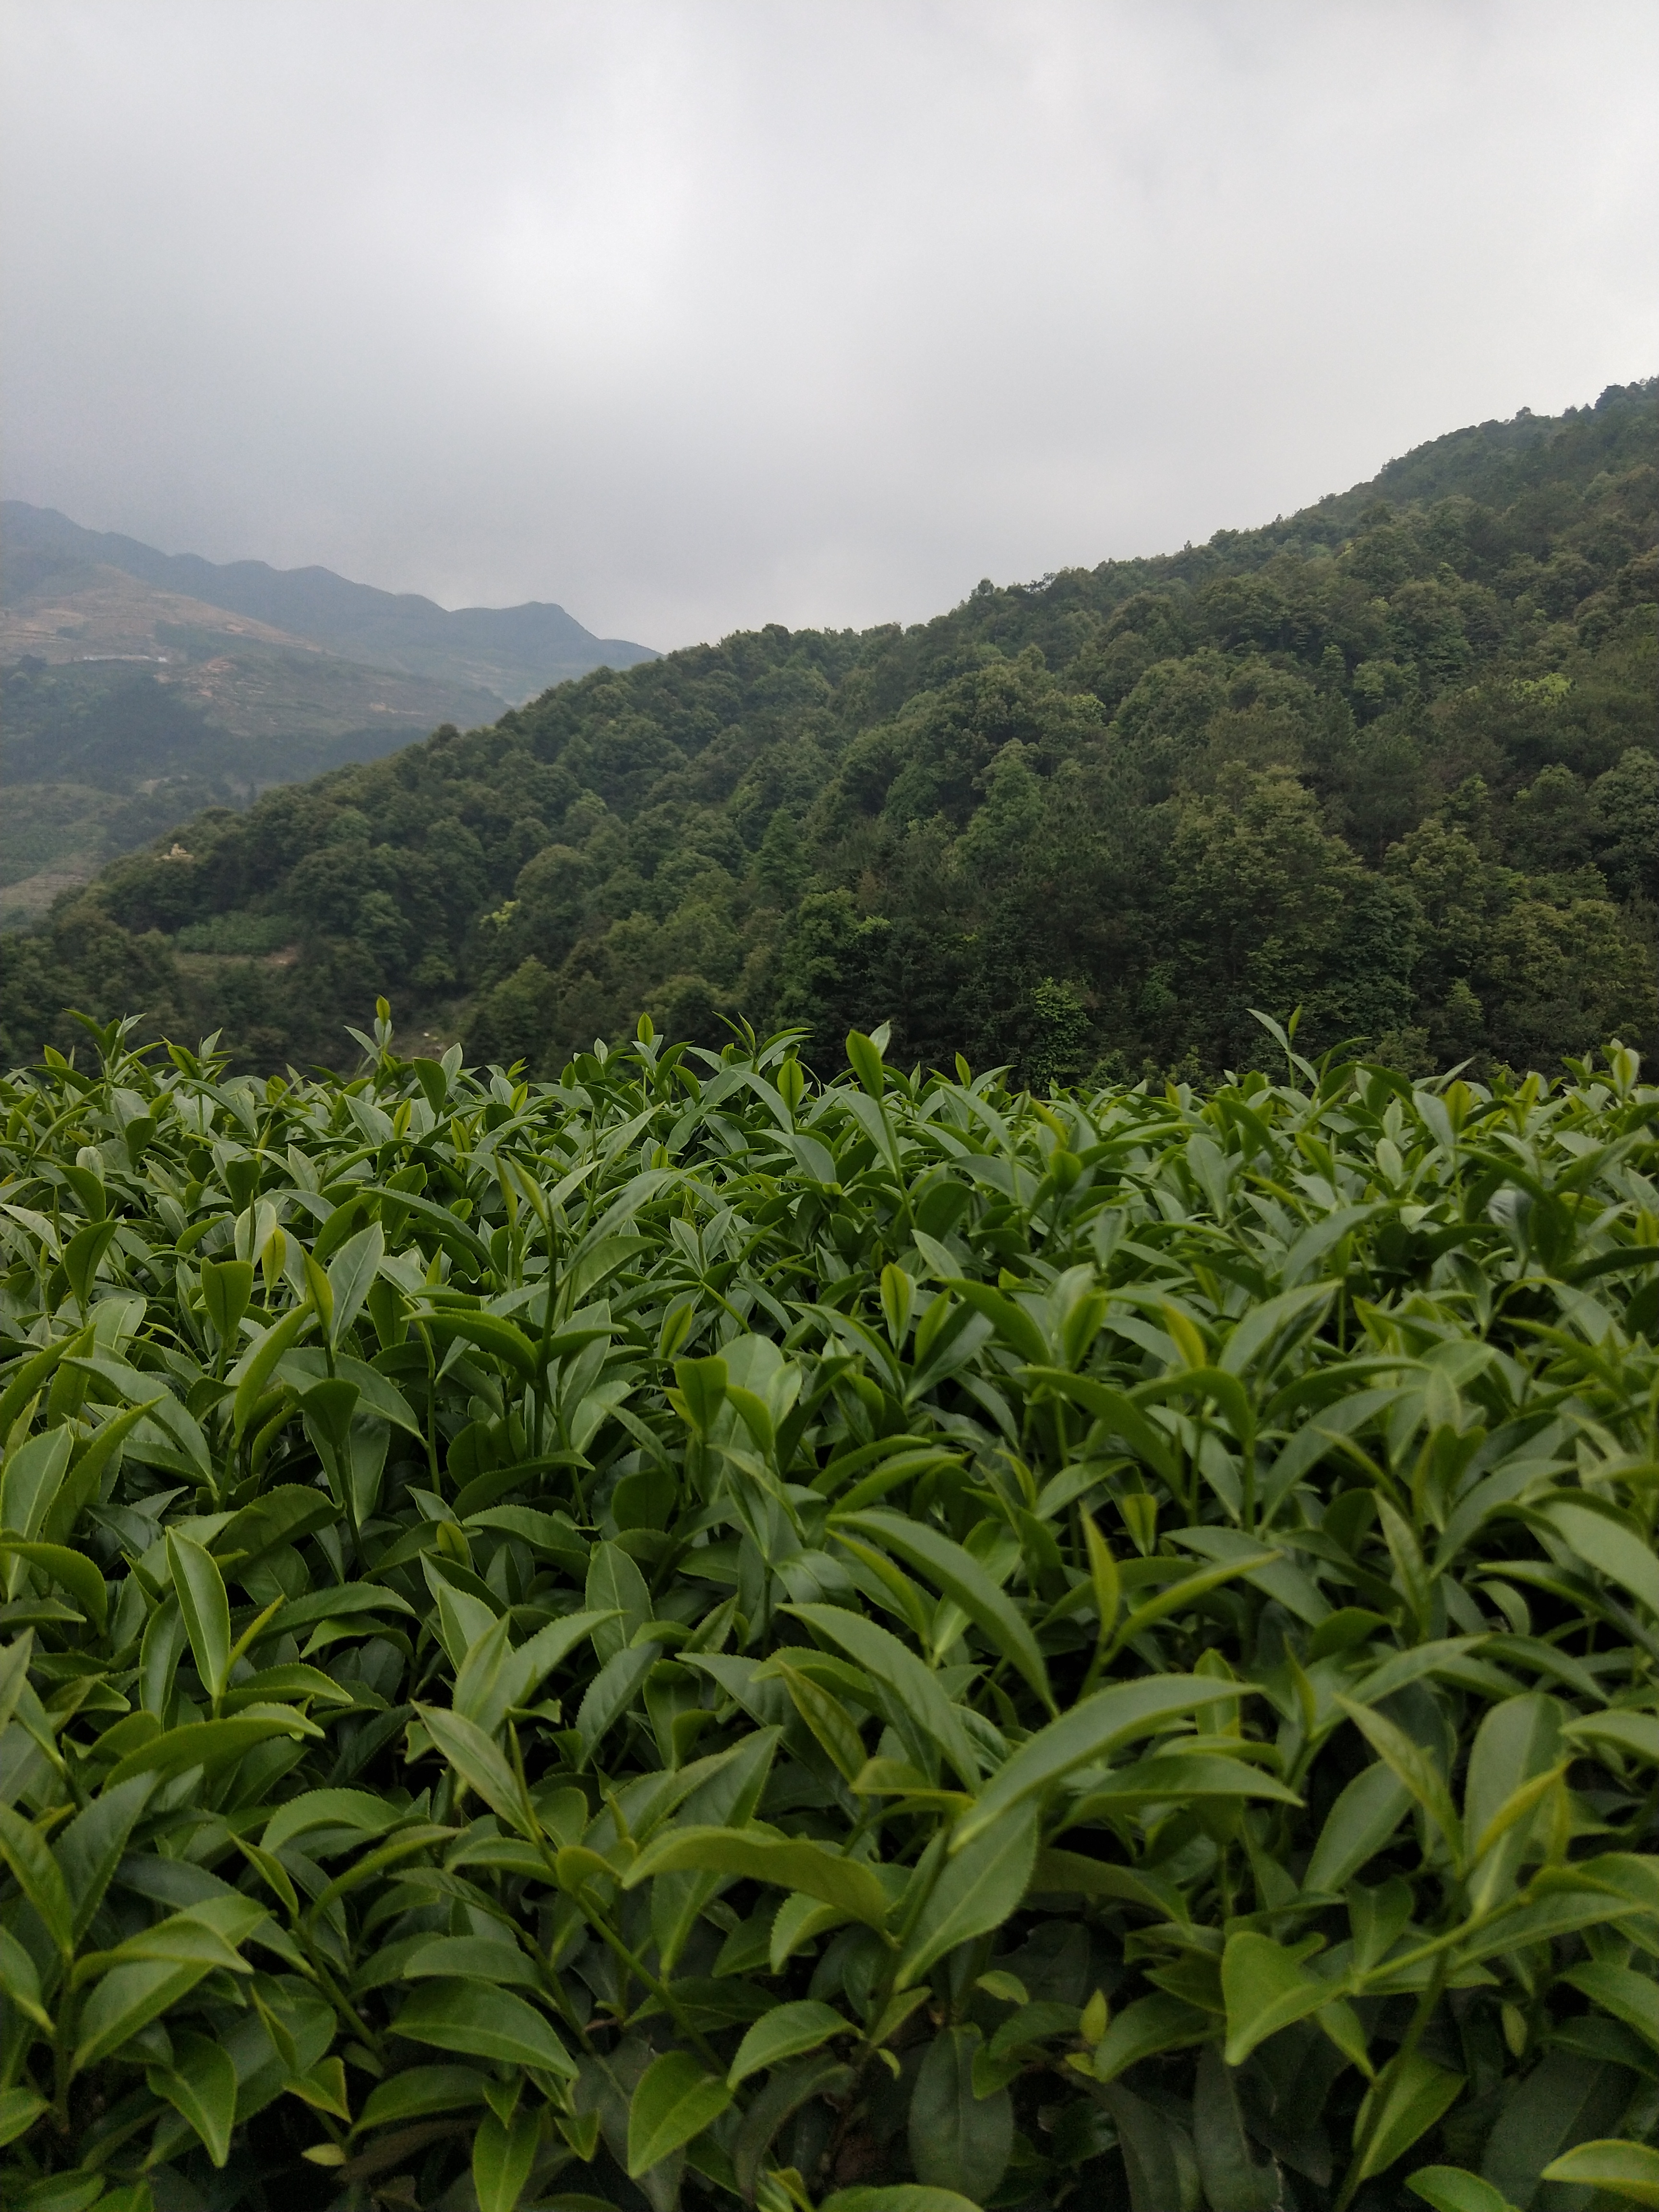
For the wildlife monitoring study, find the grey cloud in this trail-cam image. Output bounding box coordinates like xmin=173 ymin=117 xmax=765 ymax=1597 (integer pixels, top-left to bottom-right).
xmin=3 ymin=0 xmax=1656 ymax=648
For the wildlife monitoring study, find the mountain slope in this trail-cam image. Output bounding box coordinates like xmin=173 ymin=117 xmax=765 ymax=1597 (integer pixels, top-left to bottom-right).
xmin=0 ymin=506 xmax=653 ymax=920
xmin=2 ymin=501 xmax=658 ymax=702
xmin=0 ymin=552 xmax=505 ymax=739
xmin=4 ymin=379 xmax=1654 ymax=1081
xmin=0 ymin=545 xmax=506 ymax=922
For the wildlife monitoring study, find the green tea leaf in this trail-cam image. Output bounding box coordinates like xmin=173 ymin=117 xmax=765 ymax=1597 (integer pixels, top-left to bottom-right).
xmin=1462 ymin=1693 xmax=1562 ymax=1912
xmin=1091 ymin=1993 xmax=1212 ymax=2082
xmin=1192 ymin=2042 xmax=1282 ymax=2212
xmin=395 ymin=1980 xmax=575 ymax=2078
xmin=1335 ymin=1695 xmax=1462 ymax=1863
xmin=1539 ymin=2139 xmax=1659 ymax=2204
xmin=771 ymin=1660 xmax=868 ymax=1783
xmin=1562 ymin=1961 xmax=1659 ymax=2053
xmin=1077 ymin=1753 xmax=1301 ymax=1808
xmin=473 ymin=2105 xmax=542 ymax=2212
xmin=625 ymin=1823 xmax=892 ymax=1929
xmin=820 ymin=2193 xmax=982 ymax=2212
xmin=727 ymin=1999 xmax=851 ymax=2088
xmin=403 ymin=1935 xmax=542 ymax=1988
xmin=585 ymin=1540 xmax=653 ymax=1662
xmin=326 ymin=1222 xmax=385 ymax=1347
xmin=1096 ymin=2079 xmax=1197 ymax=2212
xmin=1348 ymin=2055 xmax=1464 ymax=2192
xmin=0 ymin=1538 xmax=107 ymax=1630
xmin=200 ymin=1257 xmax=254 ymax=1347
xmin=167 ymin=1529 xmax=232 ymax=1700
xmin=74 ymin=1958 xmax=215 ymax=2072
xmin=1222 ymin=1930 xmax=1331 ymax=2066
xmin=0 ymin=2086 xmax=48 ymax=2150
xmin=832 ymin=1508 xmax=1053 ymax=1709
xmin=64 ymin=1216 xmax=119 ymax=1308
xmin=148 ymin=2029 xmax=238 ymax=2166
xmin=626 ymin=2048 xmax=733 ymax=2177
xmin=787 ymin=1601 xmax=981 ymax=1788
xmin=1541 ymin=1499 xmax=1659 ymax=1620
xmin=1563 ymin=1710 xmax=1659 ymax=1765
xmin=0 ymin=1426 xmax=72 ymax=1541
xmin=0 ymin=1802 xmax=74 ymax=1959
xmin=844 ymin=1030 xmax=887 ymax=1098
xmin=952 ymin=1675 xmax=1245 ymax=1849
xmin=947 ymin=1282 xmax=1049 ymax=1366
xmin=230 ymin=1299 xmax=315 ymax=1438
xmin=355 ymin=2066 xmax=490 ymax=2132
xmin=1407 ymin=2167 xmax=1516 ymax=2212
xmin=908 ymin=2026 xmax=1013 ymax=2200
xmin=409 ymin=1306 xmax=541 ymax=1380
xmin=574 ymin=1642 xmax=661 ymax=1760
xmin=79 ymin=1896 xmax=264 ymax=1983
xmin=1304 ymin=1760 xmax=1412 ymax=1895
xmin=49 ymin=1395 xmax=162 ymax=1539
xmin=415 ymin=1703 xmax=532 ymax=1833
xmin=104 ymin=1708 xmax=318 ymax=1788
xmin=1482 ymin=2046 xmax=1642 ymax=2205
xmin=0 ymin=1924 xmax=49 ymax=2028
xmin=896 ymin=1803 xmax=1037 ymax=1989
xmin=262 ymin=1787 xmax=411 ymax=1854
xmin=1027 ymin=1848 xmax=1186 ymax=1918
xmin=1021 ymin=1368 xmax=1178 ymax=1482
xmin=455 ymin=1608 xmax=617 ymax=1737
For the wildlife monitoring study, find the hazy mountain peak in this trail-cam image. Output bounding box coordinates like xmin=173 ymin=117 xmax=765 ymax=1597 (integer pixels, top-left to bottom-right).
xmin=1 ymin=500 xmax=657 ymax=704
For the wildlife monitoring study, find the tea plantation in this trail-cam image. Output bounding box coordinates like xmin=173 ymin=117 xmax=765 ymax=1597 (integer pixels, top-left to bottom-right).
xmin=3 ymin=1011 xmax=1659 ymax=2212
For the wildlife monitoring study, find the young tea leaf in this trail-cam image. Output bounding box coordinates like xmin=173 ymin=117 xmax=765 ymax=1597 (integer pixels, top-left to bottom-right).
xmin=627 ymin=2049 xmax=733 ymax=2177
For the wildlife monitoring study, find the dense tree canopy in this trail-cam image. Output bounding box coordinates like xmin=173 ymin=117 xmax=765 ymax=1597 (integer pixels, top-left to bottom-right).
xmin=3 ymin=383 xmax=1654 ymax=1083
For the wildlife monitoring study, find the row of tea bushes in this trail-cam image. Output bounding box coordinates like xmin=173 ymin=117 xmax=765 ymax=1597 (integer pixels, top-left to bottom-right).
xmin=2 ymin=1007 xmax=1659 ymax=2211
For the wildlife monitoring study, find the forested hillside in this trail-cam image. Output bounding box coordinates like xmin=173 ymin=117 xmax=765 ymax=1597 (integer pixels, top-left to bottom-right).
xmin=0 ymin=507 xmax=654 ymax=928
xmin=3 ymin=382 xmax=1655 ymax=1082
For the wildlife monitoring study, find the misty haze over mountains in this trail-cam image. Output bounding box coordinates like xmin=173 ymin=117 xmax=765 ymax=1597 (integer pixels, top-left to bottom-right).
xmin=2 ymin=501 xmax=657 ymax=703
xmin=0 ymin=501 xmax=659 ymax=921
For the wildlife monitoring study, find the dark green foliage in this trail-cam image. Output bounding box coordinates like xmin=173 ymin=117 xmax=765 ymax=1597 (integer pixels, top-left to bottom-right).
xmin=0 ymin=656 xmax=486 ymax=928
xmin=2 ymin=1010 xmax=1659 ymax=2211
xmin=2 ymin=382 xmax=1656 ymax=1085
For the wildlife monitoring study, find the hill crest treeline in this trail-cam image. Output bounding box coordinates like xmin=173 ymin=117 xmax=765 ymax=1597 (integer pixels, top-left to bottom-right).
xmin=3 ymin=380 xmax=1655 ymax=1082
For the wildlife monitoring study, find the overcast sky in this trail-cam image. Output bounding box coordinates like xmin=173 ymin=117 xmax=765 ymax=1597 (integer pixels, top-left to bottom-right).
xmin=3 ymin=2 xmax=1656 ymax=649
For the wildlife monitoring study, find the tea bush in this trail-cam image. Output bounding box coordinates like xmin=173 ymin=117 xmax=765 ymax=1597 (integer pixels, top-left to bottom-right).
xmin=2 ymin=1008 xmax=1659 ymax=2212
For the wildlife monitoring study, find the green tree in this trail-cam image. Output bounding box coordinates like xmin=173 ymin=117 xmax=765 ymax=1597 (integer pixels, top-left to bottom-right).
xmin=1162 ymin=767 xmax=1395 ymax=1064
xmin=648 ymin=972 xmax=730 ymax=1050
xmin=1509 ymin=762 xmax=1593 ymax=876
xmin=1478 ymin=898 xmax=1657 ymax=1069
xmin=753 ymin=806 xmax=810 ymax=905
xmin=467 ymin=956 xmax=558 ymax=1069
xmin=1026 ymin=976 xmax=1093 ymax=1091
xmin=510 ymin=843 xmax=593 ymax=969
xmin=1590 ymin=745 xmax=1659 ymax=900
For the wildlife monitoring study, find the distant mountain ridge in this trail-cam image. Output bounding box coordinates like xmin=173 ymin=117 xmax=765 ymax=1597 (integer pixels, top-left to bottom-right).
xmin=0 ymin=504 xmax=656 ymax=923
xmin=1 ymin=502 xmax=658 ymax=704
xmin=3 ymin=378 xmax=1653 ymax=1075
